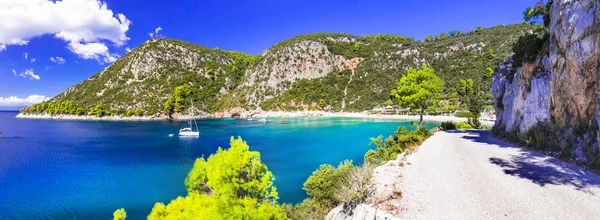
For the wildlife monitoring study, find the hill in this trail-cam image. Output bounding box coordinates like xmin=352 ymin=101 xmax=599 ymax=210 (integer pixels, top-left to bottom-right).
xmin=21 ymin=23 xmax=535 ymax=117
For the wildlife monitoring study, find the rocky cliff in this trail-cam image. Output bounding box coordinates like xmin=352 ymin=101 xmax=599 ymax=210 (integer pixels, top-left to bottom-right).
xmin=493 ymin=0 xmax=600 ymax=166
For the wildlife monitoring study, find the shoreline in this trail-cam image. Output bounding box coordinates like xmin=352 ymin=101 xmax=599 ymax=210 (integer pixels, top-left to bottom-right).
xmin=15 ymin=111 xmax=495 ymax=126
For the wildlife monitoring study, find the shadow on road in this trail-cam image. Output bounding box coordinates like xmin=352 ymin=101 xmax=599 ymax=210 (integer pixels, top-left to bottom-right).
xmin=447 ymin=129 xmax=600 ymax=193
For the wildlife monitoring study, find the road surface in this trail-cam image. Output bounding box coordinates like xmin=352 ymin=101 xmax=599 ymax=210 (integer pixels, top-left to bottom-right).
xmin=397 ymin=130 xmax=600 ymax=220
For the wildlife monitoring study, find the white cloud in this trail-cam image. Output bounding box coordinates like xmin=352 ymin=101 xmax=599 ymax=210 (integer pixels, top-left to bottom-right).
xmin=67 ymin=41 xmax=119 ymax=64
xmin=0 ymin=0 xmax=131 ymax=63
xmin=125 ymin=47 xmax=131 ymax=52
xmin=0 ymin=95 xmax=49 ymax=107
xmin=149 ymin=26 xmax=163 ymax=38
xmin=30 ymin=58 xmax=36 ymax=63
xmin=50 ymin=56 xmax=66 ymax=64
xmin=14 ymin=69 xmax=40 ymax=80
xmin=23 ymin=52 xmax=29 ymax=59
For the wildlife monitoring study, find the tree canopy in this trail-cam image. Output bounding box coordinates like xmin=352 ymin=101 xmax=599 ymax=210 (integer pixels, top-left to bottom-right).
xmin=147 ymin=137 xmax=287 ymax=219
xmin=394 ymin=65 xmax=444 ymax=126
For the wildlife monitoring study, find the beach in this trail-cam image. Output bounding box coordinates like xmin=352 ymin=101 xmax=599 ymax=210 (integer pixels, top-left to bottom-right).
xmin=16 ymin=111 xmax=495 ymax=126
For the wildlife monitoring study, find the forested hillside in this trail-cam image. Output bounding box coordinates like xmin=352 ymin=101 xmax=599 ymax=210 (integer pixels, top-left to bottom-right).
xmin=21 ymin=23 xmax=534 ymax=117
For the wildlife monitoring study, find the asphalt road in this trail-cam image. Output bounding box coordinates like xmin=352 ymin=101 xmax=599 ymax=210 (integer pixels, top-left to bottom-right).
xmin=397 ymin=130 xmax=600 ymax=220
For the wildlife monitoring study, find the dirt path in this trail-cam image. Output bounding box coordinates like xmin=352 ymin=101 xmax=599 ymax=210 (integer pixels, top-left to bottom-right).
xmin=397 ymin=130 xmax=600 ymax=220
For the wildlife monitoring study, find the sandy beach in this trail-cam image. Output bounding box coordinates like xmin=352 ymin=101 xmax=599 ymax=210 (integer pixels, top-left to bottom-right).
xmin=16 ymin=111 xmax=495 ymax=126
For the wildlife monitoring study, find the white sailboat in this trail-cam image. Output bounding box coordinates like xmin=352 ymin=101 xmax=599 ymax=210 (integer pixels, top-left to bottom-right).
xmin=179 ymin=100 xmax=200 ymax=136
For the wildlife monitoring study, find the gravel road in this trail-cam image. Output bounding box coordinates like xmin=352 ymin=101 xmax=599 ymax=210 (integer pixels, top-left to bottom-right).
xmin=397 ymin=130 xmax=600 ymax=220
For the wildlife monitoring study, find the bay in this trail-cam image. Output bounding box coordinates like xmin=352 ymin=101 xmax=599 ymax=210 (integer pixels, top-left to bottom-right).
xmin=0 ymin=111 xmax=438 ymax=219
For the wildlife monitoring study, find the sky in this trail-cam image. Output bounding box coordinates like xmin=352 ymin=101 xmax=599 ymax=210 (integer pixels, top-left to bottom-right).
xmin=0 ymin=0 xmax=536 ymax=107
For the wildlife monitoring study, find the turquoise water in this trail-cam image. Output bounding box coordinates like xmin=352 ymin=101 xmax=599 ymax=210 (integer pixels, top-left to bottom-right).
xmin=0 ymin=111 xmax=438 ymax=219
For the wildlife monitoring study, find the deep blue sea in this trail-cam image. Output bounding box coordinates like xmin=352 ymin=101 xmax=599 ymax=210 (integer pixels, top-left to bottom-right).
xmin=0 ymin=111 xmax=438 ymax=219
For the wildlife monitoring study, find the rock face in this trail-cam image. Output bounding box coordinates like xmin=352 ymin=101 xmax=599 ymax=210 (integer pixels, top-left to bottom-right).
xmin=493 ymin=0 xmax=600 ymax=164
xmin=240 ymin=39 xmax=350 ymax=108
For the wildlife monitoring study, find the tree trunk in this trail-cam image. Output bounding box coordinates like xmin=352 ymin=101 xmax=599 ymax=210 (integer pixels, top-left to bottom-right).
xmin=419 ymin=107 xmax=424 ymax=127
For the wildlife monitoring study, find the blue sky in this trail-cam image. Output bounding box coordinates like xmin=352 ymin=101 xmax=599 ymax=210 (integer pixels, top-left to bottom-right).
xmin=0 ymin=0 xmax=535 ymax=107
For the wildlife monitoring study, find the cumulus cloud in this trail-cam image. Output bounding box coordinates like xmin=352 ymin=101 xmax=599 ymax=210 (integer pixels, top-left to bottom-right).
xmin=50 ymin=56 xmax=66 ymax=64
xmin=13 ymin=69 xmax=40 ymax=80
xmin=30 ymin=58 xmax=36 ymax=63
xmin=149 ymin=26 xmax=163 ymax=38
xmin=0 ymin=0 xmax=131 ymax=63
xmin=0 ymin=95 xmax=49 ymax=107
xmin=67 ymin=41 xmax=119 ymax=64
xmin=125 ymin=47 xmax=131 ymax=52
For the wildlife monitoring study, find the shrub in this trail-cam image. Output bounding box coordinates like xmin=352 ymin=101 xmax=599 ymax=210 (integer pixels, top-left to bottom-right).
xmin=455 ymin=111 xmax=474 ymax=118
xmin=414 ymin=126 xmax=432 ymax=138
xmin=440 ymin=121 xmax=457 ymax=130
xmin=334 ymin=166 xmax=373 ymax=206
xmin=456 ymin=122 xmax=473 ymax=129
xmin=303 ymin=160 xmax=354 ymax=206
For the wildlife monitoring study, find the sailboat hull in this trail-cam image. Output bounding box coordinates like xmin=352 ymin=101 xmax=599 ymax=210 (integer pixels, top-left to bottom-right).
xmin=179 ymin=131 xmax=199 ymax=136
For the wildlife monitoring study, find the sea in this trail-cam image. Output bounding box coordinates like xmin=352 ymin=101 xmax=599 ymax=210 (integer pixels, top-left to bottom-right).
xmin=0 ymin=111 xmax=438 ymax=219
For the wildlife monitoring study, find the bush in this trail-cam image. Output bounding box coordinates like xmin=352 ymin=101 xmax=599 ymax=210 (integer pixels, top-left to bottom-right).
xmin=334 ymin=166 xmax=373 ymax=205
xmin=303 ymin=161 xmax=354 ymax=207
xmin=440 ymin=121 xmax=457 ymax=130
xmin=455 ymin=111 xmax=474 ymax=118
xmin=291 ymin=160 xmax=356 ymax=219
xmin=456 ymin=121 xmax=473 ymax=129
xmin=414 ymin=126 xmax=432 ymax=138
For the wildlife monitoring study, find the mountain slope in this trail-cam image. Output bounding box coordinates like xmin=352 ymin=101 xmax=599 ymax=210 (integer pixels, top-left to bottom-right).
xmin=22 ymin=23 xmax=535 ymax=117
xmin=47 ymin=38 xmax=255 ymax=115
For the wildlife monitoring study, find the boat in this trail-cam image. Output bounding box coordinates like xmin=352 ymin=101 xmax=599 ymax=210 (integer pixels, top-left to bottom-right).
xmin=168 ymin=134 xmax=174 ymax=137
xmin=258 ymin=118 xmax=267 ymax=123
xmin=179 ymin=100 xmax=200 ymax=137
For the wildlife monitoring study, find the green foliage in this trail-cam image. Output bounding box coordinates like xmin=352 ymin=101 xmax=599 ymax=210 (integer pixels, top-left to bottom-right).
xmin=523 ymin=0 xmax=552 ymax=26
xmin=512 ymin=31 xmax=547 ymax=67
xmin=113 ymin=208 xmax=127 ymax=220
xmin=303 ymin=161 xmax=354 ymax=206
xmin=394 ymin=65 xmax=444 ymax=126
xmin=440 ymin=121 xmax=457 ymax=130
xmin=486 ymin=49 xmax=495 ymax=59
xmin=455 ymin=111 xmax=474 ymax=118
xmin=149 ymin=137 xmax=287 ymax=219
xmin=513 ymin=0 xmax=552 ymax=68
xmin=21 ymin=100 xmax=85 ymax=116
xmin=365 ymin=126 xmax=430 ymax=165
xmin=440 ymin=33 xmax=448 ymax=40
xmin=134 ymin=108 xmax=143 ymax=116
xmin=385 ymin=99 xmax=393 ymax=105
xmin=290 ymin=161 xmax=355 ymax=219
xmin=318 ymin=99 xmax=327 ymax=109
xmin=456 ymin=121 xmax=473 ymax=129
xmin=163 ymin=84 xmax=192 ymax=116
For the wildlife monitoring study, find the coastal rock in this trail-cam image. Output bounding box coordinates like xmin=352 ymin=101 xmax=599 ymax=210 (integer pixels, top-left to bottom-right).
xmin=493 ymin=0 xmax=600 ymax=164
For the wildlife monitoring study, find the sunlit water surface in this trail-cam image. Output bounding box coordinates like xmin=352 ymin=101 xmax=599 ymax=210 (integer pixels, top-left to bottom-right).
xmin=0 ymin=111 xmax=438 ymax=219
